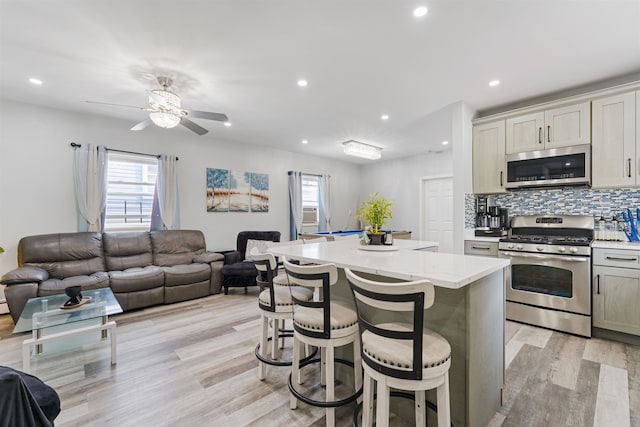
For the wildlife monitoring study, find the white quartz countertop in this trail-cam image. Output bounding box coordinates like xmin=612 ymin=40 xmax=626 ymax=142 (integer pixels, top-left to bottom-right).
xmin=592 ymin=240 xmax=640 ymax=250
xmin=269 ymin=239 xmax=509 ymax=289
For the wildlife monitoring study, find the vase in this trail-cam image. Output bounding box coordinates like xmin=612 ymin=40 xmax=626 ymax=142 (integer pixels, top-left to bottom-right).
xmin=367 ymin=233 xmax=384 ymax=245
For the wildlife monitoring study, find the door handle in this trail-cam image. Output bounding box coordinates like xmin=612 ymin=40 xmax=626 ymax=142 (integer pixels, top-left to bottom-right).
xmin=471 ymin=246 xmax=491 ymax=250
xmin=500 ymin=171 xmax=503 ymax=187
xmin=538 ymin=127 xmax=542 ymax=144
xmin=629 ymin=158 xmax=632 ymax=178
xmin=547 ymin=125 xmax=551 ymax=143
xmin=596 ymin=274 xmax=600 ymax=294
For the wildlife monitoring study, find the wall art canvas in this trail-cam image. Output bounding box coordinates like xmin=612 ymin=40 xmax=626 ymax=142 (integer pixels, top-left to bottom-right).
xmin=250 ymin=172 xmax=269 ymax=212
xmin=206 ymin=168 xmax=230 ymax=212
xmin=228 ymin=169 xmax=251 ymax=212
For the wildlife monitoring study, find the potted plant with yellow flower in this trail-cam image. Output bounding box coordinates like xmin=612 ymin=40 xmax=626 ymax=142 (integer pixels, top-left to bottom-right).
xmin=356 ymin=192 xmax=393 ymax=245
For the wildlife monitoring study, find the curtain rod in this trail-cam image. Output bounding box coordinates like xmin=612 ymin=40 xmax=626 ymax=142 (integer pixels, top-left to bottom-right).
xmin=287 ymin=171 xmax=328 ymax=178
xmin=70 ymin=142 xmax=179 ymax=161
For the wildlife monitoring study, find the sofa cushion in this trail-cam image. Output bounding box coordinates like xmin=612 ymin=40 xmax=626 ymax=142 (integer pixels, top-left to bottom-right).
xmin=162 ymin=263 xmax=211 ymax=287
xmin=103 ymin=232 xmax=153 ymax=271
xmin=108 ymin=266 xmax=164 ymax=293
xmin=38 ymin=272 xmax=110 ymax=296
xmin=150 ymin=230 xmax=206 ymax=267
xmin=18 ymin=233 xmax=105 ymax=279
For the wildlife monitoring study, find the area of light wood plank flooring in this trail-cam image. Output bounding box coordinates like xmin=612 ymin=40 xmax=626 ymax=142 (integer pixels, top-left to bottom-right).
xmin=0 ymin=289 xmax=638 ymax=426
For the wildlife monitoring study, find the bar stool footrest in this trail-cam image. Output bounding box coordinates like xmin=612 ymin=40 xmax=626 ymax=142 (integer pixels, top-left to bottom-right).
xmin=255 ymin=335 xmax=318 ymax=367
xmin=289 ymin=358 xmax=363 ymax=408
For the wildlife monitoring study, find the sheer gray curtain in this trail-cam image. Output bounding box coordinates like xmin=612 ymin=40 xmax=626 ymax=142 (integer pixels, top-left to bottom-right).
xmin=288 ymin=171 xmax=303 ymax=240
xmin=152 ymin=154 xmax=180 ymax=230
xmin=73 ymin=144 xmax=107 ymax=232
xmin=318 ymin=174 xmax=331 ymax=232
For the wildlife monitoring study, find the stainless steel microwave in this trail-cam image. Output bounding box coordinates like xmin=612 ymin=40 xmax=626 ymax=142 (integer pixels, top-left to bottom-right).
xmin=505 ymin=144 xmax=591 ymax=189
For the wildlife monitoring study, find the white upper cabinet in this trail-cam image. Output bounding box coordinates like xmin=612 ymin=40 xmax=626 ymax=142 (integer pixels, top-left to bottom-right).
xmin=505 ymin=112 xmax=544 ymax=153
xmin=505 ymin=102 xmax=590 ymax=154
xmin=592 ymin=91 xmax=636 ymax=188
xmin=473 ymin=120 xmax=506 ymax=194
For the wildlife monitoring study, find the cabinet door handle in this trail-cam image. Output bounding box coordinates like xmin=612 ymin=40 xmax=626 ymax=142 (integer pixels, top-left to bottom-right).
xmin=605 ymin=256 xmax=637 ymax=262
xmin=500 ymin=171 xmax=503 ymax=187
xmin=538 ymin=127 xmax=542 ymax=144
xmin=629 ymin=158 xmax=632 ymax=178
xmin=547 ymin=125 xmax=551 ymax=143
xmin=472 ymin=246 xmax=491 ymax=250
xmin=596 ymin=274 xmax=600 ymax=295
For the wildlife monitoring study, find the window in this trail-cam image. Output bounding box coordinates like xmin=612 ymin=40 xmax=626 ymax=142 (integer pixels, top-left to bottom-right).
xmin=301 ymin=174 xmax=319 ymax=225
xmin=104 ymin=152 xmax=158 ymax=232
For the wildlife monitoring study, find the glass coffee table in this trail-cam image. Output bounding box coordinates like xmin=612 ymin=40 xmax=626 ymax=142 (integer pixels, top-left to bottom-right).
xmin=13 ymin=287 xmax=123 ymax=373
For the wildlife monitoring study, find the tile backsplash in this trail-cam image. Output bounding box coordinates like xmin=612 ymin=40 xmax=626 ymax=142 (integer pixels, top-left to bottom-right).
xmin=465 ymin=186 xmax=640 ymax=228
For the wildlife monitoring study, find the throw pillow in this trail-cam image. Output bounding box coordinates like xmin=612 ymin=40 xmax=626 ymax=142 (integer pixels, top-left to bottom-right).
xmin=245 ymin=239 xmax=269 ymax=260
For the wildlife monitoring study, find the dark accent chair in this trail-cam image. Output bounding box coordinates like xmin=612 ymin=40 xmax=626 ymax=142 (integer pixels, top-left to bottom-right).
xmin=221 ymin=231 xmax=281 ymax=295
xmin=0 ymin=366 xmax=61 ymax=426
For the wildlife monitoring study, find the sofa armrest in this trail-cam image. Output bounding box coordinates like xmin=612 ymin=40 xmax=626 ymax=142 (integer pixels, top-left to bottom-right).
xmin=224 ymin=251 xmax=243 ymax=265
xmin=193 ymin=252 xmax=225 ymax=264
xmin=1 ymin=267 xmax=49 ymax=285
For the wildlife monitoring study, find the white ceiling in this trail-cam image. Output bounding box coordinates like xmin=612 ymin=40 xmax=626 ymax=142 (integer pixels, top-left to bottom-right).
xmin=1 ymin=0 xmax=639 ymax=163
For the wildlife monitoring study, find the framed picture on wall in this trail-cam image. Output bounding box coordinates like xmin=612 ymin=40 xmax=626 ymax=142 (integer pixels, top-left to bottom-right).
xmin=206 ymin=168 xmax=230 ymax=212
xmin=250 ymin=172 xmax=269 ymax=212
xmin=228 ymin=169 xmax=250 ymax=212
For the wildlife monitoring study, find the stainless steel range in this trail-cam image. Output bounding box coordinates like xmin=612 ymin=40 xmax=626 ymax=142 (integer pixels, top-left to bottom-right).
xmin=499 ymin=215 xmax=594 ymax=337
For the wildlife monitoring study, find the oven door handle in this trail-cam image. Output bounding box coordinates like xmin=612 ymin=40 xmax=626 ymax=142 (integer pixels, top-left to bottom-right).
xmin=500 ymin=251 xmax=589 ymax=262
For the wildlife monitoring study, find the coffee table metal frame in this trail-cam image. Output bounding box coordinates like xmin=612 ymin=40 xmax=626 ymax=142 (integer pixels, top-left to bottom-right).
xmin=14 ymin=289 xmax=121 ymax=373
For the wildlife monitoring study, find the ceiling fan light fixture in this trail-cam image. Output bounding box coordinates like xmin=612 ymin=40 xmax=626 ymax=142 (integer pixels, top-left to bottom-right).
xmin=342 ymin=140 xmax=382 ymax=160
xmin=149 ymin=111 xmax=181 ymax=128
xmin=148 ymin=89 xmax=181 ymax=128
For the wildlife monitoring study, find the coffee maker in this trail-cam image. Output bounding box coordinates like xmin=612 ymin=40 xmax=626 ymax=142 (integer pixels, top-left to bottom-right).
xmin=475 ymin=197 xmax=509 ymax=237
xmin=475 ymin=196 xmax=490 ymax=231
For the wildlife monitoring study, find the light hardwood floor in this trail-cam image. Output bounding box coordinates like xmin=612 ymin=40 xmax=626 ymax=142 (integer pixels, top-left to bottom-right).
xmin=0 ymin=290 xmax=638 ymax=426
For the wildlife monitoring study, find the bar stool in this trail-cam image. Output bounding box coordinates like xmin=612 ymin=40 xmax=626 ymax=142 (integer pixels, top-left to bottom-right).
xmin=345 ymin=268 xmax=452 ymax=427
xmin=284 ymin=258 xmax=363 ymax=427
xmin=252 ymin=252 xmax=314 ymax=380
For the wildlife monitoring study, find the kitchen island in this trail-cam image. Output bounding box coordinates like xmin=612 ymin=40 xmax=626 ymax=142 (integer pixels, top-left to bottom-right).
xmin=270 ymin=239 xmax=510 ymax=427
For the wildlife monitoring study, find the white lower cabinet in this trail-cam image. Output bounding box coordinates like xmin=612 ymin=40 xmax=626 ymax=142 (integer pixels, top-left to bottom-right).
xmin=592 ymin=248 xmax=640 ymax=336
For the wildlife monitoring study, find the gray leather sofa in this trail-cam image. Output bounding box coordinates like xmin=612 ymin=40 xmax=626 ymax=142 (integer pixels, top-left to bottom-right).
xmin=1 ymin=230 xmax=225 ymax=323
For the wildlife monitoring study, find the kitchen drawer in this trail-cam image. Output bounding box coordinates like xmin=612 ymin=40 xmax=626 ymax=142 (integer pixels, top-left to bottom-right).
xmin=464 ymin=240 xmax=499 ymax=257
xmin=593 ymin=248 xmax=640 ymax=269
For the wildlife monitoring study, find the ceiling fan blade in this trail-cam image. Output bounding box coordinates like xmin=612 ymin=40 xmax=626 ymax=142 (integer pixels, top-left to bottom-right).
xmin=180 ymin=117 xmax=208 ymax=135
xmin=131 ymin=118 xmax=153 ymax=131
xmin=86 ymin=100 xmax=146 ymax=110
xmin=183 ymin=110 xmax=229 ymax=122
xmin=146 ymin=90 xmax=167 ymax=106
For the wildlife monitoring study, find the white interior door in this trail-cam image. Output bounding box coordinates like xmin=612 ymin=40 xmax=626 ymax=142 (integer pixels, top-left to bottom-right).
xmin=421 ymin=176 xmax=454 ymax=253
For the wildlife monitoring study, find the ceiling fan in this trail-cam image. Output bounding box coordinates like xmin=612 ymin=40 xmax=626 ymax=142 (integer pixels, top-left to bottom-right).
xmin=86 ymin=76 xmax=229 ymax=136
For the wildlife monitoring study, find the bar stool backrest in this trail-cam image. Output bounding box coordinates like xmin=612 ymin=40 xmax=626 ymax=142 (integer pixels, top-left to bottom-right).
xmin=283 ymin=258 xmax=338 ymax=339
xmin=345 ymin=268 xmax=435 ymax=380
xmin=250 ymin=250 xmax=278 ymax=312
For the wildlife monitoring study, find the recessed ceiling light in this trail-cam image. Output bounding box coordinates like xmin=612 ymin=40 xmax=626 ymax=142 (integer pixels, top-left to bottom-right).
xmin=489 ymin=80 xmax=500 ymax=87
xmin=381 ymin=114 xmax=389 ymax=121
xmin=301 ymin=139 xmax=308 ymax=144
xmin=413 ymin=6 xmax=428 ymax=17
xmin=442 ymin=140 xmax=449 ymax=145
xmin=297 ymin=79 xmax=308 ymax=87
xmin=224 ymin=121 xmax=231 ymax=127
xmin=28 ymin=78 xmax=43 ymax=85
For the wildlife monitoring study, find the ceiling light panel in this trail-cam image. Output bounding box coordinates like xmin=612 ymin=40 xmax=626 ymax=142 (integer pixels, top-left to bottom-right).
xmin=28 ymin=78 xmax=43 ymax=85
xmin=297 ymin=79 xmax=308 ymax=87
xmin=381 ymin=114 xmax=389 ymax=120
xmin=489 ymin=80 xmax=500 ymax=87
xmin=342 ymin=140 xmax=382 ymax=160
